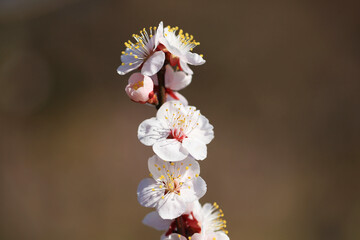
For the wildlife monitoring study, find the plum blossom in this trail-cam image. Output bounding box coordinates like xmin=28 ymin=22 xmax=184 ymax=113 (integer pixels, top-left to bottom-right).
xmin=125 ymin=73 xmax=154 ymax=103
xmin=117 ymin=21 xmax=165 ymax=76
xmin=138 ymin=101 xmax=214 ymax=161
xmin=152 ymin=65 xmax=192 ymax=105
xmin=144 ymin=201 xmax=229 ymax=240
xmin=159 ymin=25 xmax=205 ymax=75
xmin=137 ymin=155 xmax=207 ymax=219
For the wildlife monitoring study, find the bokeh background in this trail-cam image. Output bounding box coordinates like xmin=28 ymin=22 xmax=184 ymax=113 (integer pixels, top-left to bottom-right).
xmin=1 ymin=0 xmax=359 ymax=239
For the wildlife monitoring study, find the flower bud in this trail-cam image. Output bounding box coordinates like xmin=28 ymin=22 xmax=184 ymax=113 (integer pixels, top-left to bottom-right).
xmin=125 ymin=73 xmax=154 ymax=103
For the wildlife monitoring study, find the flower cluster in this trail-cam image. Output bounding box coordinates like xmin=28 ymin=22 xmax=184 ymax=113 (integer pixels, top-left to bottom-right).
xmin=117 ymin=21 xmax=229 ymax=240
xmin=118 ymin=21 xmax=204 ymax=105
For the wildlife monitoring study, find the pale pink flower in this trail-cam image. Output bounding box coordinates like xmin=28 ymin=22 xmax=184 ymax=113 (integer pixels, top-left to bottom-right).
xmin=125 ymin=73 xmax=154 ymax=103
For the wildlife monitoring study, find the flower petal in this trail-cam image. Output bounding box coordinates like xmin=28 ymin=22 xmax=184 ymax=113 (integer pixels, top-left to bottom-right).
xmin=181 ymin=176 xmax=207 ymax=202
xmin=185 ymin=52 xmax=206 ymax=65
xmin=156 ymin=101 xmax=187 ymax=126
xmin=187 ymin=115 xmax=214 ymax=144
xmin=190 ymin=233 xmax=203 ymax=240
xmin=188 ymin=200 xmax=203 ymax=220
xmin=142 ymin=51 xmax=165 ymax=76
xmin=166 ymin=66 xmax=192 ymax=91
xmin=121 ymin=51 xmax=138 ymax=63
xmin=148 ymin=155 xmax=170 ymax=180
xmin=153 ymin=139 xmax=189 ymax=161
xmin=180 ymin=156 xmax=200 ymax=179
xmin=182 ymin=138 xmax=207 ymax=160
xmin=151 ymin=73 xmax=158 ymax=85
xmin=162 ymin=233 xmax=187 ymax=240
xmin=137 ymin=178 xmax=164 ymax=208
xmin=143 ymin=211 xmax=171 ymax=231
xmin=179 ymin=60 xmax=193 ymax=75
xmin=138 ymin=117 xmax=167 ymax=146
xmin=154 ymin=21 xmax=164 ymax=49
xmin=157 ymin=193 xmax=187 ymax=219
xmin=117 ymin=61 xmax=142 ymax=75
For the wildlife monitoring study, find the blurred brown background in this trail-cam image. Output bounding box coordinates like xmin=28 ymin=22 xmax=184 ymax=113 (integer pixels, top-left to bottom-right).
xmin=1 ymin=0 xmax=359 ymax=239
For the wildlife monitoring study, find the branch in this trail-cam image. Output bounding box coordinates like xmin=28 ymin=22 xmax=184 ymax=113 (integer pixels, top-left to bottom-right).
xmin=156 ymin=62 xmax=167 ymax=109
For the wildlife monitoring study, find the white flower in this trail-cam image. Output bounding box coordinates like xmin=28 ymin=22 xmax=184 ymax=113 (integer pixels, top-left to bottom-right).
xmin=143 ymin=201 xmax=229 ymax=240
xmin=125 ymin=73 xmax=154 ymax=103
xmin=159 ymin=25 xmax=205 ymax=75
xmin=152 ymin=65 xmax=192 ymax=105
xmin=137 ymin=155 xmax=207 ymax=219
xmin=117 ymin=21 xmax=165 ymax=76
xmin=138 ymin=101 xmax=214 ymax=161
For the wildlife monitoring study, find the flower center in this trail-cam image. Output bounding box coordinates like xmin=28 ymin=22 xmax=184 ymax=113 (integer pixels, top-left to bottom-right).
xmin=165 ymin=212 xmax=202 ymax=237
xmin=164 ymin=104 xmax=201 ymax=142
xmin=131 ymin=80 xmax=144 ymax=90
xmin=167 ymin=128 xmax=187 ymax=142
xmin=165 ymin=179 xmax=181 ymax=194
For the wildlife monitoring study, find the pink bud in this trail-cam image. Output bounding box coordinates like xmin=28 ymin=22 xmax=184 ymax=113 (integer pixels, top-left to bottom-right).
xmin=125 ymin=73 xmax=154 ymax=103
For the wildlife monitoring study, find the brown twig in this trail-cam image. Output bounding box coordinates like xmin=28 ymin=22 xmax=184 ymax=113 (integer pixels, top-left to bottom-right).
xmin=156 ymin=61 xmax=168 ymax=109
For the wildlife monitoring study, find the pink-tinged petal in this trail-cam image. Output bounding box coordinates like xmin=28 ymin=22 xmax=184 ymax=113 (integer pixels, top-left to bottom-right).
xmin=137 ymin=178 xmax=164 ymax=208
xmin=117 ymin=61 xmax=142 ymax=75
xmin=185 ymin=52 xmax=206 ymax=66
xmin=142 ymin=51 xmax=165 ymax=76
xmin=182 ymin=138 xmax=207 ymax=160
xmin=153 ymin=139 xmax=189 ymax=161
xmin=164 ymin=64 xmax=175 ymax=86
xmin=168 ymin=72 xmax=192 ymax=91
xmin=125 ymin=73 xmax=154 ymax=102
xmin=157 ymin=193 xmax=187 ymax=219
xmin=187 ymin=115 xmax=214 ymax=144
xmin=162 ymin=233 xmax=187 ymax=240
xmin=165 ymin=64 xmax=192 ymax=91
xmin=138 ymin=117 xmax=168 ymax=146
xmin=166 ymin=92 xmax=188 ymax=106
xmin=143 ymin=211 xmax=171 ymax=231
xmin=179 ymin=60 xmax=193 ymax=75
